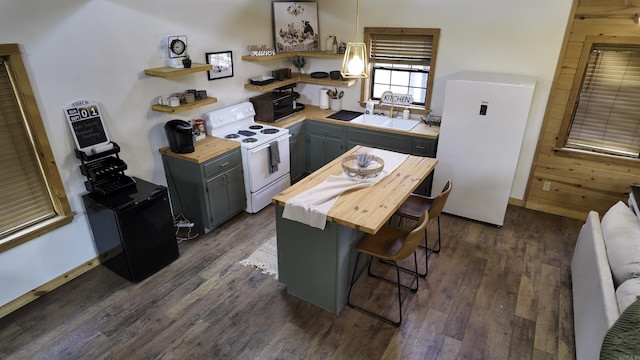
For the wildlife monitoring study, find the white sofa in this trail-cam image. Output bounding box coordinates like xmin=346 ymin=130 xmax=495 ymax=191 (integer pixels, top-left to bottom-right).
xmin=571 ymin=201 xmax=640 ymax=359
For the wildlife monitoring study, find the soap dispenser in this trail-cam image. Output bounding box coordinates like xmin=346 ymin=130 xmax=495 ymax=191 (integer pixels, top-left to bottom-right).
xmin=365 ymin=99 xmax=374 ymax=114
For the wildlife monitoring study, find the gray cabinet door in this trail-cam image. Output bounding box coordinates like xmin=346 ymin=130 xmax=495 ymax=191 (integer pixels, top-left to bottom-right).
xmin=288 ymin=122 xmax=306 ymax=181
xmin=207 ymin=171 xmax=230 ymax=228
xmin=307 ymin=121 xmax=345 ymax=172
xmin=206 ymin=163 xmax=245 ymax=229
xmin=308 ymin=134 xmax=344 ymax=172
xmin=308 ymin=134 xmax=327 ymax=172
xmin=226 ymin=164 xmax=246 ymax=216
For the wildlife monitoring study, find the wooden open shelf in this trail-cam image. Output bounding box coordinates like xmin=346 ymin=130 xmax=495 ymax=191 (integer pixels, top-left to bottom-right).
xmin=244 ymin=74 xmax=357 ymax=93
xmin=151 ymin=97 xmax=218 ymax=114
xmin=144 ymin=63 xmax=213 ymax=78
xmin=241 ymin=51 xmax=344 ymax=62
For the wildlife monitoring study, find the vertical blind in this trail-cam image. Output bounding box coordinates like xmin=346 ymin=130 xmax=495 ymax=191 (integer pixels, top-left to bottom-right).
xmin=567 ymin=48 xmax=640 ymax=157
xmin=369 ymin=34 xmax=433 ymax=64
xmin=0 ymin=59 xmax=55 ymax=237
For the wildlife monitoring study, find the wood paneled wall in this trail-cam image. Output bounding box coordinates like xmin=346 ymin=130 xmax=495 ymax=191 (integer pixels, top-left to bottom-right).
xmin=525 ymin=0 xmax=640 ymax=220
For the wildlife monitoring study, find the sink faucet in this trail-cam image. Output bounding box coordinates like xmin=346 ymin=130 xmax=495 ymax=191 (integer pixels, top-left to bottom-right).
xmin=380 ymin=90 xmax=395 ymax=118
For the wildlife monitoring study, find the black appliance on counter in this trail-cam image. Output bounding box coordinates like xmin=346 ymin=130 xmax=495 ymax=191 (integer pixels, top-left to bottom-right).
xmin=83 ymin=177 xmax=179 ymax=282
xmin=75 ymin=142 xmax=179 ymax=282
xmin=164 ymin=119 xmax=195 ymax=154
xmin=250 ymin=91 xmax=296 ymax=123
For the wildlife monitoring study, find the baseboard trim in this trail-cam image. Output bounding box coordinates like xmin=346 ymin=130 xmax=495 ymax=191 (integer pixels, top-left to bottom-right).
xmin=0 ymin=258 xmax=100 ymax=319
xmin=509 ymin=197 xmax=525 ymax=207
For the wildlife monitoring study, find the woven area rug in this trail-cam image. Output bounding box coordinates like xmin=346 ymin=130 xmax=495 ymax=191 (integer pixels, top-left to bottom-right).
xmin=239 ymin=236 xmax=278 ymax=279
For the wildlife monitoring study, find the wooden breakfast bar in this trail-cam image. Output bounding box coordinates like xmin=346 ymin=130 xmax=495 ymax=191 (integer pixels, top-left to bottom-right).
xmin=272 ymin=145 xmax=438 ymax=314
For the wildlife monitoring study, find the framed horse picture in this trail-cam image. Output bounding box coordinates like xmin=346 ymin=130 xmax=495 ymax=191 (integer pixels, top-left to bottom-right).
xmin=273 ymin=2 xmax=319 ymax=52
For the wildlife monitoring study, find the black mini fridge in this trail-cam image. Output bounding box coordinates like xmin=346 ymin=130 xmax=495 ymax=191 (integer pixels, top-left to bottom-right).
xmin=83 ymin=177 xmax=180 ymax=282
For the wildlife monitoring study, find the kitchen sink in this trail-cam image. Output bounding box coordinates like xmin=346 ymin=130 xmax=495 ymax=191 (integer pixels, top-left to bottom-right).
xmin=350 ymin=114 xmax=420 ymax=131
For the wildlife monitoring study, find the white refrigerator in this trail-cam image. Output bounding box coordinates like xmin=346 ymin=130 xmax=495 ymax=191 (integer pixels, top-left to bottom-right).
xmin=432 ymin=72 xmax=536 ymax=226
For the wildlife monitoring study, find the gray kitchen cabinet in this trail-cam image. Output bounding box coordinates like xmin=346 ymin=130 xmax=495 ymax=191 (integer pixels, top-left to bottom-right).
xmin=307 ymin=121 xmax=346 ymax=172
xmin=288 ymin=121 xmax=307 ymax=182
xmin=161 ymin=148 xmax=245 ymax=235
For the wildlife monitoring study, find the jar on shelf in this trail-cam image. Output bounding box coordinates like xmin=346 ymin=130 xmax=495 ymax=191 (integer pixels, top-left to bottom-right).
xmin=326 ymin=35 xmax=334 ymax=53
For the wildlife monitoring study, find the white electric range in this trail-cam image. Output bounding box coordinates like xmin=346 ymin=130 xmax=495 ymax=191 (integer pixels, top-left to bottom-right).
xmin=202 ymin=102 xmax=290 ymax=213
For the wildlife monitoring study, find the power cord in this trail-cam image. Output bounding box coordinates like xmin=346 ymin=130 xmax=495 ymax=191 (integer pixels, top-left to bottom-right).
xmin=174 ymin=213 xmax=198 ymax=243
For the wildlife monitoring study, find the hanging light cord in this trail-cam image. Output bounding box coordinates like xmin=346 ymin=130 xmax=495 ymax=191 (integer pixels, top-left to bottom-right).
xmin=354 ymin=0 xmax=360 ymax=42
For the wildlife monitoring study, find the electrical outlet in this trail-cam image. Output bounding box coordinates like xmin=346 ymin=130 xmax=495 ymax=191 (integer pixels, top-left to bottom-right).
xmin=543 ymin=181 xmax=551 ymax=191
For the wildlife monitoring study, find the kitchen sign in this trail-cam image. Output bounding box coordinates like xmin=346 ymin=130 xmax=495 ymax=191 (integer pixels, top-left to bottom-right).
xmin=381 ymin=93 xmax=413 ymax=106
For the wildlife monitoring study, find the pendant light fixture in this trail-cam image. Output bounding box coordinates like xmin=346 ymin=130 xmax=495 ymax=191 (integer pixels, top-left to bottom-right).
xmin=340 ymin=0 xmax=368 ymax=78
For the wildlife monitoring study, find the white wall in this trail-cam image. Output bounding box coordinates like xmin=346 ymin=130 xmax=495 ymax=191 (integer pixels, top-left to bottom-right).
xmin=0 ymin=0 xmax=571 ymax=308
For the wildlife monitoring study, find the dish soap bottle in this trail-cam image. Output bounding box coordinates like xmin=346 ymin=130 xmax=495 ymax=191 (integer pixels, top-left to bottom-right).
xmin=365 ymin=99 xmax=374 ymax=114
xmin=403 ymin=108 xmax=410 ymax=119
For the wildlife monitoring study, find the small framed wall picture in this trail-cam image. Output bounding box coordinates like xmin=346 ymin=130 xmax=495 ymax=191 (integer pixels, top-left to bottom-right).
xmin=205 ymin=51 xmax=234 ymax=80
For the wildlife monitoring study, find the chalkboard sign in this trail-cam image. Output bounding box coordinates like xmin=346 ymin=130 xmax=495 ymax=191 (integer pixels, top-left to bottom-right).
xmin=64 ymin=99 xmax=111 ymax=154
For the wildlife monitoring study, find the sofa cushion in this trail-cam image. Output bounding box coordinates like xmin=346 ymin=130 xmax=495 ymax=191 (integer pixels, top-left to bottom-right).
xmin=601 ymin=201 xmax=640 ymax=287
xmin=616 ymin=277 xmax=640 ymax=313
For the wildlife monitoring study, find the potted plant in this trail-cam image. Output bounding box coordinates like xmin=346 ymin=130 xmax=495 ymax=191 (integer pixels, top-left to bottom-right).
xmin=289 ymin=55 xmax=307 ymax=74
xmin=182 ymin=54 xmax=192 ymax=69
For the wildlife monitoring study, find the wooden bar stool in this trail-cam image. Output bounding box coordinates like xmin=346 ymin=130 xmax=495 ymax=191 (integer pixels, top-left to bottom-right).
xmin=347 ymin=211 xmax=429 ymax=326
xmin=394 ymin=180 xmax=452 ymax=277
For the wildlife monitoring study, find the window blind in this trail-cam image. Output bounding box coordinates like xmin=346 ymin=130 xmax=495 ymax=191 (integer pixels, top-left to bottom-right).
xmin=0 ymin=60 xmax=55 ymax=237
xmin=568 ymin=48 xmax=640 ymax=157
xmin=369 ymin=34 xmax=433 ymax=64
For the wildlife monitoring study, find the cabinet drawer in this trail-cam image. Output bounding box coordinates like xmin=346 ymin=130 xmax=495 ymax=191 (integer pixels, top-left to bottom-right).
xmin=347 ymin=128 xmax=410 ymax=153
xmin=308 ymin=121 xmax=343 ymax=138
xmin=204 ymin=149 xmax=242 ymax=179
xmin=411 ymin=138 xmax=436 ymax=157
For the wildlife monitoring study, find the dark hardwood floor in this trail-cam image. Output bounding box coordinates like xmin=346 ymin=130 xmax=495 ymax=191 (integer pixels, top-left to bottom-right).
xmin=0 ymin=204 xmax=581 ymax=359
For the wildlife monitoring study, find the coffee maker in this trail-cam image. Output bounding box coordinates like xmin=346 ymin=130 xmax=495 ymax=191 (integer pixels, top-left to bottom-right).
xmin=164 ymin=120 xmax=194 ymax=153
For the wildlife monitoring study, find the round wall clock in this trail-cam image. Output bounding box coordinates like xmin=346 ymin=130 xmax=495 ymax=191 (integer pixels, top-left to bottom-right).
xmin=170 ymin=39 xmax=186 ymax=56
xmin=168 ymin=35 xmax=188 ymax=59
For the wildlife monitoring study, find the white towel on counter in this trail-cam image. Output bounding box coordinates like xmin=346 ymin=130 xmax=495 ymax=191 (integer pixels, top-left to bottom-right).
xmin=282 ymin=148 xmax=409 ymax=229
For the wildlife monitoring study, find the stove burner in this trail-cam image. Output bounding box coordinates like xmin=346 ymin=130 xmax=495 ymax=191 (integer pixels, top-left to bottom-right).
xmin=242 ymin=138 xmax=258 ymax=143
xmin=249 ymin=125 xmax=263 ymax=130
xmin=238 ymin=130 xmax=256 ymax=137
xmin=261 ymin=128 xmax=280 ymax=135
xmin=225 ymin=134 xmax=240 ymax=139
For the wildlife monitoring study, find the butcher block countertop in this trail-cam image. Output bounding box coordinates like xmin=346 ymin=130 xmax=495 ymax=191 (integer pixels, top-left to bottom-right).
xmin=272 ymin=145 xmax=438 ymax=234
xmin=263 ymin=105 xmax=440 ymax=139
xmin=157 ymin=105 xmax=439 ymax=164
xmin=158 ymin=136 xmax=240 ymax=164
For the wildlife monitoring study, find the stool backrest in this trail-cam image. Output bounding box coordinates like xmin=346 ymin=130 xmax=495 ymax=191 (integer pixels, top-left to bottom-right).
xmin=429 ymin=181 xmax=452 ymax=219
xmin=394 ymin=211 xmax=429 ymax=260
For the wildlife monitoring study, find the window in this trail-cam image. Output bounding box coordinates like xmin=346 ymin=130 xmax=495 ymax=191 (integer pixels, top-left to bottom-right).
xmin=362 ymin=27 xmax=440 ymax=113
xmin=0 ymin=44 xmax=73 ymax=253
xmin=559 ymin=36 xmax=640 ymax=159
